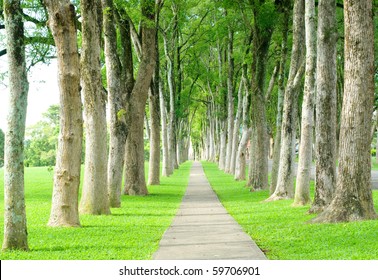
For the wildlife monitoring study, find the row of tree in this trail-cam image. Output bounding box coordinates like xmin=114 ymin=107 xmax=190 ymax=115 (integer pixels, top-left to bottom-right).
xmin=1 ymin=0 xmax=377 ymax=252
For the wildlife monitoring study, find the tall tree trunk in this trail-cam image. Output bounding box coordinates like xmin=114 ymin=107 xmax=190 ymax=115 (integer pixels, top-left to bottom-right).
xmin=45 ymin=0 xmax=83 ymax=227
xmin=293 ymin=0 xmax=316 ymax=206
xmin=309 ymin=0 xmax=338 ymax=213
xmin=148 ymin=4 xmax=161 ymax=185
xmin=160 ymin=82 xmax=170 ymax=177
xmin=312 ymin=0 xmax=377 ymax=223
xmin=102 ymin=0 xmax=127 ymax=208
xmin=247 ymin=5 xmax=274 ymax=191
xmin=2 ymin=0 xmax=29 ymax=250
xmin=79 ymin=0 xmax=110 ymax=215
xmin=230 ymin=78 xmax=244 ymax=175
xmin=225 ymin=28 xmax=234 ymax=173
xmin=270 ymin=9 xmax=290 ymax=194
xmin=123 ymin=0 xmax=156 ymax=195
xmin=267 ymin=0 xmax=305 ymax=201
xmin=219 ymin=121 xmax=227 ymax=170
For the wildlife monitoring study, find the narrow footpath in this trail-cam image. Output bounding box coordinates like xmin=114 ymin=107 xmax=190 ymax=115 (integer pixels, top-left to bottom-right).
xmin=153 ymin=162 xmax=267 ymax=260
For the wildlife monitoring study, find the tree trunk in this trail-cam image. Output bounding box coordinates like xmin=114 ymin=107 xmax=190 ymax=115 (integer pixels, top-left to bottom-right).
xmin=247 ymin=4 xmax=274 ymax=191
xmin=79 ymin=0 xmax=110 ymax=215
xmin=218 ymin=121 xmax=227 ymax=170
xmin=312 ymin=0 xmax=377 ymax=223
xmin=267 ymin=0 xmax=305 ymax=201
xmin=309 ymin=0 xmax=338 ymax=213
xmin=225 ymin=28 xmax=234 ymax=173
xmin=2 ymin=0 xmax=29 ymax=250
xmin=45 ymin=0 xmax=83 ymax=227
xmin=102 ymin=0 xmax=127 ymax=208
xmin=293 ymin=0 xmax=316 ymax=206
xmin=123 ymin=0 xmax=156 ymax=195
xmin=148 ymin=7 xmax=161 ymax=185
xmin=160 ymin=82 xmax=170 ymax=177
xmin=270 ymin=10 xmax=289 ymax=194
xmin=230 ymin=78 xmax=244 ymax=175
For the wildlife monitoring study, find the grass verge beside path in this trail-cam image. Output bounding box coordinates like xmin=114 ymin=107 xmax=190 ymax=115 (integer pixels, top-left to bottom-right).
xmin=0 ymin=161 xmax=192 ymax=260
xmin=202 ymin=161 xmax=378 ymax=260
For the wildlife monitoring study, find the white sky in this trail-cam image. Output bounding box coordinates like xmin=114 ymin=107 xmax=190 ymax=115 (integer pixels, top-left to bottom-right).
xmin=0 ymin=58 xmax=60 ymax=131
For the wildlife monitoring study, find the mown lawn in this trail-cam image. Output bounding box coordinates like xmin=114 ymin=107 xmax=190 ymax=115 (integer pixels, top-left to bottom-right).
xmin=202 ymin=161 xmax=378 ymax=260
xmin=0 ymin=161 xmax=192 ymax=260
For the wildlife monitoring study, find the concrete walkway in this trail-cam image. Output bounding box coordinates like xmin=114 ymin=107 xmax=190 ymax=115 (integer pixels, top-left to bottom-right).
xmin=153 ymin=162 xmax=267 ymax=260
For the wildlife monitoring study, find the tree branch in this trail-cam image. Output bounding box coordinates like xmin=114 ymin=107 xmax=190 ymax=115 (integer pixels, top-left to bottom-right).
xmin=0 ymin=49 xmax=6 ymax=57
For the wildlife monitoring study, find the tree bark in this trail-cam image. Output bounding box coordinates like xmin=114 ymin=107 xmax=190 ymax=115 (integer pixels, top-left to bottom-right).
xmin=225 ymin=28 xmax=234 ymax=173
xmin=270 ymin=10 xmax=290 ymax=194
xmin=148 ymin=5 xmax=161 ymax=186
xmin=2 ymin=0 xmax=29 ymax=250
xmin=123 ymin=0 xmax=156 ymax=195
xmin=293 ymin=0 xmax=316 ymax=206
xmin=79 ymin=0 xmax=110 ymax=215
xmin=267 ymin=0 xmax=305 ymax=201
xmin=230 ymin=78 xmax=244 ymax=175
xmin=102 ymin=0 xmax=127 ymax=208
xmin=159 ymin=82 xmax=170 ymax=177
xmin=309 ymin=0 xmax=338 ymax=213
xmin=312 ymin=0 xmax=377 ymax=223
xmin=45 ymin=0 xmax=83 ymax=227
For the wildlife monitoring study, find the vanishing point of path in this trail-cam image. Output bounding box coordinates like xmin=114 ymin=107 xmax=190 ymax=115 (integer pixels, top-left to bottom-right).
xmin=153 ymin=162 xmax=267 ymax=260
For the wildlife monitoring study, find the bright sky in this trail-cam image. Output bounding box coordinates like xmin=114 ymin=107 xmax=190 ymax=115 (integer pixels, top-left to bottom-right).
xmin=0 ymin=58 xmax=60 ymax=131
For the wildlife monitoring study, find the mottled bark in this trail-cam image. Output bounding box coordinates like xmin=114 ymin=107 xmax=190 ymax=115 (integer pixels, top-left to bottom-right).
xmin=270 ymin=11 xmax=289 ymax=194
xmin=159 ymin=82 xmax=170 ymax=177
xmin=267 ymin=0 xmax=305 ymax=201
xmin=309 ymin=0 xmax=337 ymax=213
xmin=79 ymin=0 xmax=110 ymax=215
xmin=225 ymin=28 xmax=234 ymax=173
xmin=148 ymin=6 xmax=161 ymax=185
xmin=123 ymin=0 xmax=156 ymax=195
xmin=230 ymin=78 xmax=243 ymax=175
xmin=219 ymin=121 xmax=227 ymax=170
xmin=293 ymin=0 xmax=316 ymax=206
xmin=45 ymin=0 xmax=83 ymax=227
xmin=102 ymin=0 xmax=127 ymax=208
xmin=2 ymin=0 xmax=29 ymax=250
xmin=247 ymin=5 xmax=273 ymax=191
xmin=312 ymin=0 xmax=377 ymax=223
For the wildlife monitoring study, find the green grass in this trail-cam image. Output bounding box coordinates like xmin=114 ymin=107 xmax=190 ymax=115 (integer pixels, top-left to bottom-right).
xmin=0 ymin=161 xmax=192 ymax=260
xmin=202 ymin=161 xmax=378 ymax=260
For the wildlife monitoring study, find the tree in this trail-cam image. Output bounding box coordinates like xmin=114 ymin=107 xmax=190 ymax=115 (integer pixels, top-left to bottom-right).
xmin=267 ymin=0 xmax=305 ymax=200
xmin=309 ymin=0 xmax=338 ymax=213
xmin=123 ymin=0 xmax=156 ymax=196
xmin=293 ymin=0 xmax=316 ymax=206
xmin=2 ymin=0 xmax=29 ymax=250
xmin=0 ymin=128 xmax=4 ymax=167
xmin=79 ymin=0 xmax=110 ymax=215
xmin=247 ymin=0 xmax=276 ymax=191
xmin=45 ymin=0 xmax=83 ymax=227
xmin=312 ymin=0 xmax=377 ymax=223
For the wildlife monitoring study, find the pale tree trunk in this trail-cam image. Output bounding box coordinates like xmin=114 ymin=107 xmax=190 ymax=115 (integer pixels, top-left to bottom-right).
xmin=148 ymin=4 xmax=162 ymax=185
xmin=79 ymin=0 xmax=110 ymax=215
xmin=235 ymin=69 xmax=251 ymax=181
xmin=102 ymin=0 xmax=127 ymax=208
xmin=225 ymin=28 xmax=234 ymax=173
xmin=293 ymin=0 xmax=316 ymax=206
xmin=270 ymin=10 xmax=289 ymax=194
xmin=312 ymin=0 xmax=377 ymax=223
xmin=230 ymin=78 xmax=244 ymax=175
xmin=123 ymin=0 xmax=156 ymax=195
xmin=247 ymin=5 xmax=273 ymax=191
xmin=309 ymin=0 xmax=338 ymax=213
xmin=160 ymin=82 xmax=170 ymax=177
xmin=2 ymin=0 xmax=29 ymax=250
xmin=45 ymin=0 xmax=83 ymax=227
xmin=219 ymin=121 xmax=227 ymax=170
xmin=267 ymin=0 xmax=305 ymax=201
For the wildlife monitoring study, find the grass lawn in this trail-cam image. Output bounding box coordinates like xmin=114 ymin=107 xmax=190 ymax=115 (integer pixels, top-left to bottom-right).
xmin=202 ymin=161 xmax=378 ymax=260
xmin=0 ymin=161 xmax=192 ymax=260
